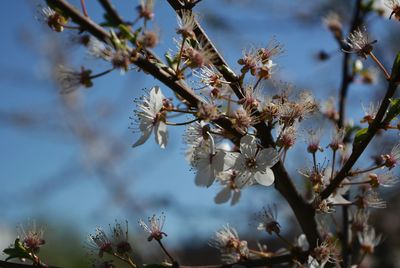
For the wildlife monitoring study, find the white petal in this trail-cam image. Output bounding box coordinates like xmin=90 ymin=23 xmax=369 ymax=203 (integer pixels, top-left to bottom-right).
xmin=138 ymin=117 xmax=154 ymax=132
xmin=254 ymin=168 xmax=275 ymax=186
xmin=231 ymin=191 xmax=241 ymax=206
xmin=257 ymin=147 xmax=279 ymax=167
xmin=338 ymin=178 xmax=351 ymax=195
xmin=240 ymin=135 xmax=257 ymax=158
xmin=212 ymin=151 xmax=228 ymax=173
xmin=223 ymin=152 xmax=238 ymax=169
xmin=214 ymin=187 xmax=231 ymax=204
xmin=308 ymin=256 xmax=325 ymax=268
xmin=154 ymin=121 xmax=168 ymax=149
xmin=132 ymin=125 xmax=153 ymax=147
xmin=185 ymin=146 xmax=196 ymax=165
xmin=328 ymin=193 xmax=351 ymax=205
xmin=149 ymin=86 xmax=164 ymax=112
xmin=297 ymin=234 xmax=309 ymax=251
xmin=195 ymin=158 xmax=214 ymax=187
xmin=235 ymin=172 xmax=254 ymax=188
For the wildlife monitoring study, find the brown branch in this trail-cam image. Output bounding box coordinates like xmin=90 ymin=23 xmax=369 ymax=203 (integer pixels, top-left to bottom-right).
xmin=0 ymin=260 xmax=60 ymax=268
xmin=338 ymin=0 xmax=363 ymax=129
xmin=166 ymin=0 xmax=244 ymax=99
xmin=180 ymin=252 xmax=306 ymax=268
xmin=334 ymin=1 xmax=363 ymax=267
xmin=47 ymin=0 xmax=110 ymax=42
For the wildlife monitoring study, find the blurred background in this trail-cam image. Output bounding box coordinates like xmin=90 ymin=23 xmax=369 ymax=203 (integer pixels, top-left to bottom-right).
xmin=0 ymin=0 xmax=399 ymax=267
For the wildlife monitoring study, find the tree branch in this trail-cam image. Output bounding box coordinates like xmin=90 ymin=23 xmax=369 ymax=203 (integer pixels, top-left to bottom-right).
xmin=166 ymin=0 xmax=244 ymax=99
xmin=321 ymin=71 xmax=400 ymax=200
xmin=0 ymin=261 xmax=60 ymax=268
xmin=334 ymin=1 xmax=363 ymax=267
xmin=338 ymin=0 xmax=363 ymax=129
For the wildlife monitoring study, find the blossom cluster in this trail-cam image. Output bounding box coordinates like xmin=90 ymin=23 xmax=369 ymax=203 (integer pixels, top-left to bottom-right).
xmin=22 ymin=0 xmax=400 ymax=267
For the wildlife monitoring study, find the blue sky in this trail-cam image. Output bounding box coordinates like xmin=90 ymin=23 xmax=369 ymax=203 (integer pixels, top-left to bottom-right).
xmin=0 ymin=0 xmax=398 ymax=249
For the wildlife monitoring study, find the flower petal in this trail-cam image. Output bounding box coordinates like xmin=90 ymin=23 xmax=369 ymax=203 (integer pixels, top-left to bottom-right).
xmin=154 ymin=121 xmax=168 ymax=149
xmin=257 ymin=147 xmax=279 ymax=167
xmin=235 ymin=172 xmax=254 ymax=188
xmin=254 ymin=168 xmax=275 ymax=186
xmin=149 ymin=86 xmax=164 ymax=112
xmin=240 ymin=135 xmax=257 ymax=158
xmin=195 ymin=158 xmax=214 ymax=187
xmin=212 ymin=150 xmax=230 ymax=173
xmin=214 ymin=187 xmax=231 ymax=204
xmin=132 ymin=124 xmax=153 ymax=147
xmin=328 ymin=193 xmax=351 ymax=205
xmin=223 ymin=152 xmax=238 ymax=169
xmin=231 ymin=191 xmax=241 ymax=206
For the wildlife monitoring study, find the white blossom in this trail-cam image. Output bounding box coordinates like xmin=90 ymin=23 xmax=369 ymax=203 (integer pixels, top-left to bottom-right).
xmin=256 ymin=204 xmax=280 ymax=234
xmin=322 ymin=11 xmax=342 ymax=33
xmin=384 ymin=0 xmax=400 ymax=19
xmin=192 ymin=140 xmax=227 ymax=187
xmin=369 ymin=172 xmax=399 ymax=188
xmin=361 ymin=101 xmax=380 ymax=124
xmin=210 ymin=224 xmax=249 ymax=263
xmin=358 ymin=227 xmax=382 ymax=254
xmin=55 ymin=65 xmax=93 ymax=94
xmin=17 ymin=220 xmax=45 ymax=254
xmin=343 ymin=27 xmax=376 ymax=59
xmin=296 ymin=234 xmax=309 ymax=251
xmin=138 ymin=213 xmax=167 ymax=241
xmin=131 ymin=86 xmax=168 ymax=148
xmin=87 ymin=227 xmax=112 ymax=257
xmin=228 ymin=135 xmax=279 ymax=187
xmin=324 ymin=173 xmax=351 ymax=205
xmin=381 ymin=143 xmax=400 ymax=169
xmin=176 ymin=10 xmax=197 ymax=39
xmin=214 ymin=170 xmax=241 ymax=206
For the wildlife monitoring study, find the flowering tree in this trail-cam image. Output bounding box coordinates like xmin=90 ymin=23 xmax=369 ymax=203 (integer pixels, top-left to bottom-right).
xmin=2 ymin=0 xmax=400 ymax=267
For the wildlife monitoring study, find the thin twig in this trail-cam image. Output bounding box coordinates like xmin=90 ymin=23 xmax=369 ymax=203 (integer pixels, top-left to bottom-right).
xmin=80 ymin=0 xmax=88 ymax=17
xmin=156 ymin=240 xmax=175 ymax=264
xmin=369 ymin=52 xmax=391 ymax=80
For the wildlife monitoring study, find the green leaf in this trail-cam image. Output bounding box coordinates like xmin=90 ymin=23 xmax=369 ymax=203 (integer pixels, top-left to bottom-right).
xmin=143 ymin=263 xmax=172 ymax=268
xmin=3 ymin=239 xmax=32 ymax=261
xmin=345 ymin=125 xmax=362 ymax=142
xmin=385 ymin=98 xmax=400 ymax=122
xmin=165 ymin=52 xmax=173 ymax=65
xmin=390 ymin=52 xmax=400 ymax=81
xmin=361 ymin=0 xmax=375 ymax=12
xmin=118 ymin=26 xmax=142 ymax=45
xmin=99 ymin=21 xmax=117 ymax=27
xmin=353 ymin=128 xmax=369 ymax=145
